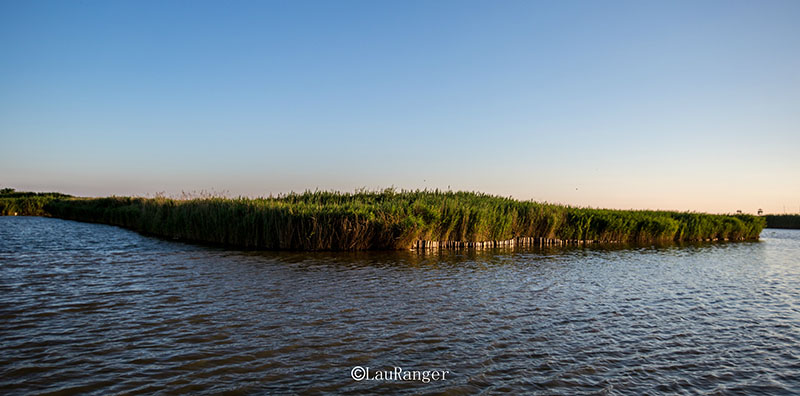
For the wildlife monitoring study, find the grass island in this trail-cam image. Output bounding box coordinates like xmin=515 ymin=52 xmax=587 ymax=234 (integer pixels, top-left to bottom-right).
xmin=0 ymin=188 xmax=766 ymax=250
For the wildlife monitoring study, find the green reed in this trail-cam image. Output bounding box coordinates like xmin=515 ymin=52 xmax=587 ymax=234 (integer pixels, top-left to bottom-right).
xmin=0 ymin=189 xmax=71 ymax=216
xmin=31 ymin=189 xmax=765 ymax=250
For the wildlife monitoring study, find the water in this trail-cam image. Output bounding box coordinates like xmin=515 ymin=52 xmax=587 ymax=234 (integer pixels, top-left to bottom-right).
xmin=1 ymin=217 xmax=798 ymax=395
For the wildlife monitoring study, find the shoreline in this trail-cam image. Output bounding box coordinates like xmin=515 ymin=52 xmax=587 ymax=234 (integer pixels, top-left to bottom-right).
xmin=763 ymin=214 xmax=800 ymax=229
xmin=410 ymin=235 xmax=755 ymax=250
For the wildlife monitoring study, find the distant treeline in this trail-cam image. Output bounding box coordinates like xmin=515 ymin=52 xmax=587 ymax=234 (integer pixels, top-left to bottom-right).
xmin=1 ymin=188 xmax=765 ymax=250
xmin=764 ymin=214 xmax=800 ymax=229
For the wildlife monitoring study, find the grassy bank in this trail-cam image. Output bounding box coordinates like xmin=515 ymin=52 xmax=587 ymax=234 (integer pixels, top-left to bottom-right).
xmin=764 ymin=214 xmax=800 ymax=229
xmin=3 ymin=189 xmax=763 ymax=250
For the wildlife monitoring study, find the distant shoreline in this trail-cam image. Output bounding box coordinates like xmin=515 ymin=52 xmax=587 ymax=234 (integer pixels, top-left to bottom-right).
xmin=0 ymin=189 xmax=766 ymax=250
xmin=764 ymin=214 xmax=800 ymax=229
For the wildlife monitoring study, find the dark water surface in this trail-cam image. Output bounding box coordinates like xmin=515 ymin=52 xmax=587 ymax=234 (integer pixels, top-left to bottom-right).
xmin=1 ymin=217 xmax=798 ymax=395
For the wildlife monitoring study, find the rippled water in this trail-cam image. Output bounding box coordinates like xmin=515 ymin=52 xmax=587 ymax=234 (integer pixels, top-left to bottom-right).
xmin=1 ymin=217 xmax=798 ymax=394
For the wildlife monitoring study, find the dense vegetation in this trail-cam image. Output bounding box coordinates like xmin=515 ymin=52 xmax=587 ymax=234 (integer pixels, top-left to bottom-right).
xmin=0 ymin=189 xmax=71 ymax=216
xmin=764 ymin=214 xmax=800 ymax=229
xmin=5 ymin=189 xmax=763 ymax=250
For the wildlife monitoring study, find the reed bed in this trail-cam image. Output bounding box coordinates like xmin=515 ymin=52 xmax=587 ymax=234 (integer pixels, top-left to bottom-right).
xmin=0 ymin=191 xmax=71 ymax=216
xmin=25 ymin=189 xmax=764 ymax=250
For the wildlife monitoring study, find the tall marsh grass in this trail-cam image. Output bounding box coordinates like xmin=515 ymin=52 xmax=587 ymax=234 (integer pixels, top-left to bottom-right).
xmin=0 ymin=190 xmax=71 ymax=216
xmin=34 ymin=189 xmax=764 ymax=250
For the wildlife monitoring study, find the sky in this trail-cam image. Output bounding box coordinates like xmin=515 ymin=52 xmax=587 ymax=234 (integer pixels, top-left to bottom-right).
xmin=1 ymin=0 xmax=798 ymax=214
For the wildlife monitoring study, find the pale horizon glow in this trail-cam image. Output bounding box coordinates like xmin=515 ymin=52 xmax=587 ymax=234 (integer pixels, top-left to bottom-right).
xmin=2 ymin=1 xmax=799 ymax=214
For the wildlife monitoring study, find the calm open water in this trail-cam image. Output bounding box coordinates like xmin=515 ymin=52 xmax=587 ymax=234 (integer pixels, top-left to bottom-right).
xmin=1 ymin=217 xmax=798 ymax=395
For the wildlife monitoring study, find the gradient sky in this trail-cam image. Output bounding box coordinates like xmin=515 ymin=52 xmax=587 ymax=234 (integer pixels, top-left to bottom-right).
xmin=1 ymin=0 xmax=798 ymax=214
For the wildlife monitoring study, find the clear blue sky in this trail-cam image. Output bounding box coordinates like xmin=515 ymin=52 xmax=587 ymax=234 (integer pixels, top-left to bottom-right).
xmin=1 ymin=0 xmax=798 ymax=213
